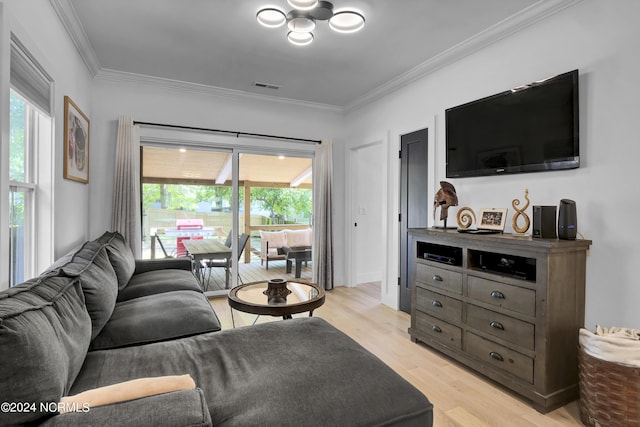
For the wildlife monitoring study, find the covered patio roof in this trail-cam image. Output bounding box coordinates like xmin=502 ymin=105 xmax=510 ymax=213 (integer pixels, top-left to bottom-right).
xmin=142 ymin=147 xmax=312 ymax=188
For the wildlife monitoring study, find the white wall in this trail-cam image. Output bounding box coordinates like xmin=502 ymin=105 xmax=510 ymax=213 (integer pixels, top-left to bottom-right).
xmin=344 ymin=0 xmax=640 ymax=327
xmin=0 ymin=0 xmax=93 ymax=270
xmin=88 ymin=78 xmax=347 ymax=283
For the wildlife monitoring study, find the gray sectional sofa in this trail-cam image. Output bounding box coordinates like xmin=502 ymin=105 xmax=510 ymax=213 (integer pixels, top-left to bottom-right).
xmin=0 ymin=231 xmax=433 ymax=426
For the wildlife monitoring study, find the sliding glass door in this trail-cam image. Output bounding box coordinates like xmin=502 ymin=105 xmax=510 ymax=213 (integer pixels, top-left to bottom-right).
xmin=237 ymin=153 xmax=313 ymax=284
xmin=141 ymin=144 xmax=313 ymax=294
xmin=141 ymin=146 xmax=236 ymax=293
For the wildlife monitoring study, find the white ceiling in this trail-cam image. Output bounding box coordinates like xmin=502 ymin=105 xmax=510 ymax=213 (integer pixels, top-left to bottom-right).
xmin=57 ymin=0 xmax=562 ymax=109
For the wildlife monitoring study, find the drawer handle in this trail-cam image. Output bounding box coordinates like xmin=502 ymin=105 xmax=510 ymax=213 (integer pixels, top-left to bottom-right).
xmin=489 ymin=351 xmax=504 ymax=362
xmin=432 ymin=300 xmax=443 ymax=308
xmin=490 ymin=321 xmax=505 ymax=330
xmin=432 ymin=325 xmax=442 ymax=333
xmin=432 ymin=274 xmax=443 ymax=282
xmin=490 ymin=290 xmax=506 ymax=299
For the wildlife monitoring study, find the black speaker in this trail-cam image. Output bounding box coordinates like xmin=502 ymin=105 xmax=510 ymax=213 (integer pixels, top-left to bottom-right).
xmin=533 ymin=206 xmax=557 ymax=239
xmin=558 ymin=199 xmax=577 ymax=240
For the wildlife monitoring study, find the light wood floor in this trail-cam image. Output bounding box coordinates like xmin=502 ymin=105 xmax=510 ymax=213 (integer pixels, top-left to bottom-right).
xmin=209 ymin=282 xmax=583 ymax=426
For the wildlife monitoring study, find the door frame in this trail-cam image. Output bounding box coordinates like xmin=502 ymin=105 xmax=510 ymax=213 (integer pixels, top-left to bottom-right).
xmin=384 ymin=118 xmax=437 ymax=309
xmin=138 ymin=126 xmax=316 ymax=297
xmin=346 ymin=138 xmax=386 ymax=291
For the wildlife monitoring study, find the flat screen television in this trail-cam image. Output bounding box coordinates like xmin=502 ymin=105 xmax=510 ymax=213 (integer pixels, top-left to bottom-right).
xmin=445 ymin=69 xmax=579 ymax=178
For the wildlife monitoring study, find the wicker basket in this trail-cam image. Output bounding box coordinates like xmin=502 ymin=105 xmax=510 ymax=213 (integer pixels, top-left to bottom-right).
xmin=578 ymin=346 xmax=640 ymax=426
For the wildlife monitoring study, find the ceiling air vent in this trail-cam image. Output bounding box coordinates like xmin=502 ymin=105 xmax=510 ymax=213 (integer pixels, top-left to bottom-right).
xmin=252 ymin=81 xmax=280 ymax=90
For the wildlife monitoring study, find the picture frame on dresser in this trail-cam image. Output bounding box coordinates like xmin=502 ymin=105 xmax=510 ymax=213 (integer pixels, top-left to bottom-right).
xmin=478 ymin=208 xmax=507 ymax=231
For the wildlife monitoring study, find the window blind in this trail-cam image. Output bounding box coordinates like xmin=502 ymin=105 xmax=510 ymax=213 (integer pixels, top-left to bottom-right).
xmin=10 ymin=35 xmax=52 ymax=115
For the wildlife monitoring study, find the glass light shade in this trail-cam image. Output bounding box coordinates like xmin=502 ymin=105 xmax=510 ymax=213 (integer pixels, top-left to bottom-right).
xmin=287 ymin=0 xmax=318 ymax=11
xmin=287 ymin=31 xmax=314 ymax=46
xmin=329 ymin=10 xmax=365 ymax=33
xmin=287 ymin=16 xmax=316 ymax=32
xmin=256 ymin=8 xmax=286 ymax=28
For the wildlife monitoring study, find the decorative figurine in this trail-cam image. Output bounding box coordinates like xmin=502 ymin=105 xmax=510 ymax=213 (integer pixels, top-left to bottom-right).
xmin=456 ymin=207 xmax=476 ymax=229
xmin=433 ymin=181 xmax=458 ymax=228
xmin=263 ymin=278 xmax=291 ymax=304
xmin=512 ymin=189 xmax=531 ymax=233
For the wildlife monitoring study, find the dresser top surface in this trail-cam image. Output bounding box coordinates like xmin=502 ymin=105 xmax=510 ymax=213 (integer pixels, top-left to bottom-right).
xmin=409 ymin=228 xmax=592 ymax=251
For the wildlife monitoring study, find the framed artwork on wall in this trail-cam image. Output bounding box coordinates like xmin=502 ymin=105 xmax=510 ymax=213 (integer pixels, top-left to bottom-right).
xmin=63 ymin=96 xmax=90 ymax=183
xmin=478 ymin=208 xmax=508 ymax=231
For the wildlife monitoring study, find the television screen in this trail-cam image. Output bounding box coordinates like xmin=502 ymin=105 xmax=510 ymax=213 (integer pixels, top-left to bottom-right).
xmin=445 ymin=70 xmax=579 ymax=178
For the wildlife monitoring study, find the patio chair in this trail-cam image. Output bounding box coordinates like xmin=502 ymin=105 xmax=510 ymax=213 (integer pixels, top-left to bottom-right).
xmin=201 ymin=233 xmax=250 ymax=289
xmin=154 ymin=233 xmax=175 ymax=258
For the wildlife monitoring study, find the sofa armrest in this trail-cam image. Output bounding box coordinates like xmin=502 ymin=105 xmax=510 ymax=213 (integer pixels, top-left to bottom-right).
xmin=40 ymin=388 xmax=211 ymax=427
xmin=134 ymin=257 xmax=193 ymax=274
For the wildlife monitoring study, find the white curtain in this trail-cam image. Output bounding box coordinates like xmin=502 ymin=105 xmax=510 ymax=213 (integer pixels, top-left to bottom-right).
xmin=111 ymin=116 xmax=142 ymax=257
xmin=312 ymin=139 xmax=334 ymax=290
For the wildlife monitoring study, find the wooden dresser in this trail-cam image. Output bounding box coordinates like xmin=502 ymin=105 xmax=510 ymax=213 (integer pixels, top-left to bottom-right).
xmin=408 ymin=228 xmax=591 ymax=413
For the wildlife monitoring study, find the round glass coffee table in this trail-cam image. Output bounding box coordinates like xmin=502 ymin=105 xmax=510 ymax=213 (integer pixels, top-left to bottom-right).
xmin=227 ymin=280 xmax=325 ymax=326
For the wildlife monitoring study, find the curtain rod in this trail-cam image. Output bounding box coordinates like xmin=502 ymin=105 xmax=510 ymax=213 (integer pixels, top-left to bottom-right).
xmin=133 ymin=121 xmax=321 ymax=145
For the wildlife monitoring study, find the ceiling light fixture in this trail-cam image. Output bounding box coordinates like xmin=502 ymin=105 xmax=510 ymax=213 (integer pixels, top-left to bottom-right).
xmin=256 ymin=8 xmax=287 ymax=28
xmin=329 ymin=10 xmax=365 ymax=33
xmin=287 ymin=10 xmax=316 ymax=32
xmin=288 ymin=31 xmax=314 ymax=46
xmin=287 ymin=0 xmax=318 ymax=11
xmin=256 ymin=1 xmax=365 ymax=46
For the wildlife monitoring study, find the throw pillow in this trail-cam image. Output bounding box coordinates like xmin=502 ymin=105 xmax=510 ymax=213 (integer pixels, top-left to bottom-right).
xmin=0 ymin=276 xmax=92 ymax=425
xmin=97 ymin=231 xmax=136 ymax=290
xmin=285 ymin=229 xmax=312 ymax=247
xmin=59 ymin=374 xmax=196 ymax=412
xmin=260 ymin=230 xmax=286 ymax=248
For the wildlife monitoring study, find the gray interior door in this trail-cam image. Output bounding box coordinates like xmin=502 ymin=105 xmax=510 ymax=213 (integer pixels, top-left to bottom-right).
xmin=399 ymin=128 xmax=429 ymax=313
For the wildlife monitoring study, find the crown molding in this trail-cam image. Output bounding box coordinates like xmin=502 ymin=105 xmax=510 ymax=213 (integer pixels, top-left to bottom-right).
xmin=50 ymin=0 xmax=342 ymax=112
xmin=344 ymin=0 xmax=585 ymax=113
xmin=51 ymin=0 xmax=583 ymax=114
xmin=49 ymin=0 xmax=101 ymax=75
xmin=95 ymin=68 xmax=345 ymax=113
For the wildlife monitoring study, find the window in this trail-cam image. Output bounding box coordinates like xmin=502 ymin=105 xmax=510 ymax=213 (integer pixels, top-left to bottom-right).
xmin=9 ymin=91 xmax=34 ymax=285
xmin=5 ymin=36 xmax=53 ymax=287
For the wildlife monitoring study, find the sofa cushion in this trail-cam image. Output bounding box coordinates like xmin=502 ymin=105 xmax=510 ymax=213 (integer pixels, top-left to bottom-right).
xmin=48 ymin=241 xmax=119 ymax=339
xmin=72 ymin=318 xmax=433 ymax=426
xmin=0 ymin=275 xmax=92 ymax=426
xmin=96 ymin=231 xmax=136 ymax=290
xmin=90 ymin=290 xmax=221 ymax=351
xmin=285 ymin=228 xmax=312 ymax=247
xmin=117 ymin=269 xmax=203 ymax=302
xmin=260 ymin=230 xmax=286 ymax=248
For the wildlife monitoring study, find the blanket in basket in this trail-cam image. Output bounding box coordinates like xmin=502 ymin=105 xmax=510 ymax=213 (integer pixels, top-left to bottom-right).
xmin=579 ymin=325 xmax=640 ymax=367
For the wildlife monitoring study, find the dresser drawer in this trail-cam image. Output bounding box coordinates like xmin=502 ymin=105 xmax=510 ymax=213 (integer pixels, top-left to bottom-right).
xmin=415 ymin=263 xmax=462 ymax=294
xmin=465 ymin=332 xmax=533 ymax=383
xmin=416 ymin=287 xmax=462 ymax=322
xmin=414 ymin=311 xmax=462 ymax=350
xmin=467 ymin=304 xmax=534 ymax=350
xmin=467 ymin=276 xmax=535 ymax=316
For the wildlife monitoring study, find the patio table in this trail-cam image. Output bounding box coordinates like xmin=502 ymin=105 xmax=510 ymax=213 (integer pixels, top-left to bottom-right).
xmin=182 ymin=239 xmax=232 ymax=288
